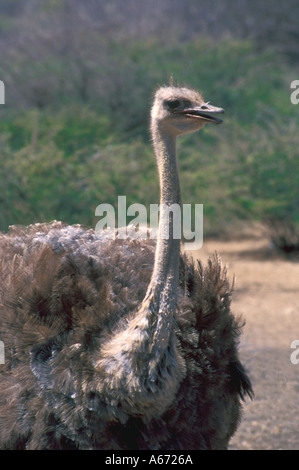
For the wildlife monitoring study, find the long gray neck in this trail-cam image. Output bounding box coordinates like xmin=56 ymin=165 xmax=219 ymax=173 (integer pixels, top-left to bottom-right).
xmin=145 ymin=123 xmax=181 ymax=316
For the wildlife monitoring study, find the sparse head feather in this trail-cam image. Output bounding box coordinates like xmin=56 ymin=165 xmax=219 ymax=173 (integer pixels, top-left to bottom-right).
xmin=153 ymin=85 xmax=204 ymax=105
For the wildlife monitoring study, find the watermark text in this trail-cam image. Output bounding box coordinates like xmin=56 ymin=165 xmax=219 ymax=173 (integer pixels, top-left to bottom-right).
xmin=0 ymin=340 xmax=4 ymax=364
xmin=290 ymin=340 xmax=299 ymax=365
xmin=0 ymin=80 xmax=4 ymax=105
xmin=95 ymin=196 xmax=203 ymax=250
xmin=290 ymin=80 xmax=299 ymax=104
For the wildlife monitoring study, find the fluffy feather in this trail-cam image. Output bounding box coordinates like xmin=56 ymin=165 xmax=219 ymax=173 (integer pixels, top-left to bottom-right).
xmin=0 ymin=222 xmax=252 ymax=449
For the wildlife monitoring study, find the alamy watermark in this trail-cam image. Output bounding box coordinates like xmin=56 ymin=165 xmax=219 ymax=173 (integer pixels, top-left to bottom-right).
xmin=95 ymin=196 xmax=203 ymax=250
xmin=0 ymin=341 xmax=4 ymax=364
xmin=0 ymin=80 xmax=4 ymax=104
xmin=290 ymin=340 xmax=299 ymax=365
xmin=290 ymin=80 xmax=299 ymax=104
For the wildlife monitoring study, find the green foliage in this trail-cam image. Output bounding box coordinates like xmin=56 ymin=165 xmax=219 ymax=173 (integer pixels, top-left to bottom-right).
xmin=0 ymin=109 xmax=157 ymax=229
xmin=0 ymin=37 xmax=298 ymax=239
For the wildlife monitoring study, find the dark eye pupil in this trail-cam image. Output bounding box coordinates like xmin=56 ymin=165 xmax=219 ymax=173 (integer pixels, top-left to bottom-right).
xmin=167 ymin=99 xmax=180 ymax=109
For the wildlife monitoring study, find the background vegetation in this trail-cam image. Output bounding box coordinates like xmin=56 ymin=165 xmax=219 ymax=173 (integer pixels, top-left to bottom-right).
xmin=0 ymin=0 xmax=298 ymax=247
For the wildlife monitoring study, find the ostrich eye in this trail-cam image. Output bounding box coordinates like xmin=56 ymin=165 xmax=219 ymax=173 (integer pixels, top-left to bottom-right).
xmin=165 ymin=99 xmax=180 ymax=110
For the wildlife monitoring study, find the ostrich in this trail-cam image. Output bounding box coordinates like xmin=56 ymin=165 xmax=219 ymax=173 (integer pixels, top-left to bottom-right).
xmin=0 ymin=85 xmax=252 ymax=450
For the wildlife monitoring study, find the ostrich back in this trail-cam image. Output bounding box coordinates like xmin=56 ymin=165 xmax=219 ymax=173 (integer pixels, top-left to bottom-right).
xmin=0 ymin=221 xmax=252 ymax=449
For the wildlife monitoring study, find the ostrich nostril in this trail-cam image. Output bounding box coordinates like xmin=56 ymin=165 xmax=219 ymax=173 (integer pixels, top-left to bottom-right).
xmin=201 ymin=105 xmax=209 ymax=110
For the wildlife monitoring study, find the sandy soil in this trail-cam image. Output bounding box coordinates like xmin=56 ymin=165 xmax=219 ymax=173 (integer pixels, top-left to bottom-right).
xmin=189 ymin=236 xmax=299 ymax=450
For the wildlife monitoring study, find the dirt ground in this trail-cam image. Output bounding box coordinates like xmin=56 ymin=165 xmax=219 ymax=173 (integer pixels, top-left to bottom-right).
xmin=190 ymin=234 xmax=299 ymax=450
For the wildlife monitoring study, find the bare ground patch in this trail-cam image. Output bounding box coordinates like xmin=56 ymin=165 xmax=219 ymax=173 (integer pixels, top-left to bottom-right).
xmin=188 ymin=237 xmax=299 ymax=450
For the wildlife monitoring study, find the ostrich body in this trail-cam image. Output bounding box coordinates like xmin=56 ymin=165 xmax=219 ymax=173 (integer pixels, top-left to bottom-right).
xmin=0 ymin=86 xmax=252 ymax=450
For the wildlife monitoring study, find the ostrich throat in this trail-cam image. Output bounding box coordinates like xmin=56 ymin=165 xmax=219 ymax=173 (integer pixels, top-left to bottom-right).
xmin=145 ymin=122 xmax=181 ymax=319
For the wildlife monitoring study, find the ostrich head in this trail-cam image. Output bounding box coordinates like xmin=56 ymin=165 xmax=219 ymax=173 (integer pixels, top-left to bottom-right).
xmin=151 ymin=86 xmax=224 ymax=136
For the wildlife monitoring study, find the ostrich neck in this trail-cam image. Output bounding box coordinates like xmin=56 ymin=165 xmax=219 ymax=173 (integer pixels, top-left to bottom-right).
xmin=146 ymin=123 xmax=181 ymax=312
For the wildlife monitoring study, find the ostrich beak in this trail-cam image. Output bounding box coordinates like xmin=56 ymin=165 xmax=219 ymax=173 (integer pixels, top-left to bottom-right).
xmin=175 ymin=103 xmax=225 ymax=124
